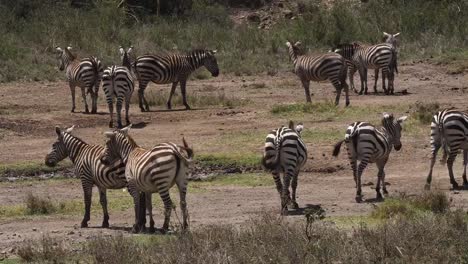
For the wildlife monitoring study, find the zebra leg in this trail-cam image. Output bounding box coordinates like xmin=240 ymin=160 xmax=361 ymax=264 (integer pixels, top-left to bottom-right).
xmin=98 ymin=188 xmax=110 ymax=228
xmin=388 ymin=68 xmax=395 ymax=95
xmin=272 ymin=170 xmax=283 ymax=195
xmin=447 ymin=152 xmax=459 ymax=189
xmin=125 ymin=95 xmax=131 ymax=126
xmin=363 ymin=68 xmax=369 ymax=95
xmin=425 ymin=143 xmax=440 ymax=190
xmin=349 ymin=66 xmax=357 ymax=93
xmin=159 ymin=190 xmax=174 ymax=232
xmin=373 ymin=69 xmax=379 ymax=93
xmin=138 ymin=81 xmax=150 ymax=112
xmin=180 ymin=80 xmax=191 ymax=110
xmin=176 ymin=163 xmax=189 ymax=230
xmin=116 ymin=97 xmax=123 ymax=128
xmin=290 ymin=173 xmax=299 ymax=210
xmin=357 ymin=66 xmax=366 ymax=95
xmin=128 ymin=182 xmax=144 ymax=233
xmin=281 ymin=170 xmax=293 ymax=215
xmin=91 ymin=81 xmax=99 ymax=114
xmin=356 ymin=156 xmax=370 ymax=203
xmin=376 ymin=159 xmax=388 ymax=200
xmin=107 ymin=100 xmax=114 ymax=128
xmin=81 ymin=181 xmax=93 ymax=228
xmin=81 ymin=87 xmax=90 ymax=114
xmin=69 ymin=84 xmax=76 ymax=113
xmin=462 ymin=150 xmax=468 ymax=186
xmin=382 ymin=68 xmax=388 ymax=95
xmin=301 ymin=79 xmax=312 ymax=103
xmin=166 ymin=82 xmax=178 ymax=110
xmin=145 ymin=192 xmax=155 ymax=233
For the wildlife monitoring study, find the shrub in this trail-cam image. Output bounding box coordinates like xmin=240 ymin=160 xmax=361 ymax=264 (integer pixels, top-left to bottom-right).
xmin=17 ymin=235 xmax=68 ymax=263
xmin=412 ymin=101 xmax=440 ymax=124
xmin=24 ymin=193 xmax=56 ymax=215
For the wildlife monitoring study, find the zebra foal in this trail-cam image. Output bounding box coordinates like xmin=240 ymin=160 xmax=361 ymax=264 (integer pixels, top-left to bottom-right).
xmin=102 ymin=47 xmax=135 ymax=128
xmin=286 ymin=41 xmax=349 ymax=106
xmin=100 ymin=125 xmax=193 ymax=233
xmin=332 ymin=114 xmax=407 ymax=202
xmin=44 ymin=126 xmax=128 ymax=228
xmin=262 ymin=121 xmax=307 ymax=215
xmin=55 ymin=46 xmax=103 ymax=114
xmin=425 ymin=109 xmax=468 ymax=189
xmin=134 ymin=49 xmax=219 ymax=112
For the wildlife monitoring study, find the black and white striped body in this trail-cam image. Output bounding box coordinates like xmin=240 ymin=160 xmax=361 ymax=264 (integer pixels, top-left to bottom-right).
xmin=45 ymin=126 xmax=127 ymax=228
xmin=425 ymin=109 xmax=468 ymax=189
xmin=100 ymin=126 xmax=193 ymax=233
xmin=334 ymin=43 xmax=396 ymax=95
xmin=333 ymin=114 xmax=407 ymax=202
xmin=56 ymin=46 xmax=103 ymax=114
xmin=134 ymin=49 xmax=219 ymax=112
xmin=102 ymin=47 xmax=135 ymax=128
xmin=286 ymin=41 xmax=349 ymax=106
xmin=262 ymin=121 xmax=307 ymax=215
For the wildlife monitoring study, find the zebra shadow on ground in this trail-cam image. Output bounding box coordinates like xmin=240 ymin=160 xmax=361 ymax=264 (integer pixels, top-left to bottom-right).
xmin=146 ymin=108 xmax=206 ymax=113
xmin=77 ymin=111 xmax=108 ymax=115
xmin=130 ymin=121 xmax=149 ymax=129
xmin=285 ymin=203 xmax=324 ymax=216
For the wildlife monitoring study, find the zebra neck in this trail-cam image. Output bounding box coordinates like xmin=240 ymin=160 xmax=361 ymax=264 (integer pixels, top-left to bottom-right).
xmin=288 ymin=48 xmax=298 ymax=65
xmin=186 ymin=53 xmax=204 ymax=71
xmin=119 ymin=139 xmax=138 ymax=164
xmin=63 ymin=134 xmax=87 ymax=163
xmin=380 ymin=127 xmax=396 ymax=146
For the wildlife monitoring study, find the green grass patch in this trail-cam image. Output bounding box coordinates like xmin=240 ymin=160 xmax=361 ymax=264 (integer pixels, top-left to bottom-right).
xmin=0 ymin=160 xmax=72 ymax=177
xmin=301 ymin=128 xmax=343 ymax=143
xmin=193 ymin=173 xmax=273 ymax=188
xmin=197 ymin=153 xmax=261 ymax=168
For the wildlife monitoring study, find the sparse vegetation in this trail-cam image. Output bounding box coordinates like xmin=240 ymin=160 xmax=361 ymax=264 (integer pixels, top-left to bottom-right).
xmin=412 ymin=101 xmax=440 ymax=125
xmin=24 ymin=193 xmax=56 ymax=215
xmin=197 ymin=153 xmax=261 ymax=168
xmin=0 ymin=161 xmax=72 ymax=177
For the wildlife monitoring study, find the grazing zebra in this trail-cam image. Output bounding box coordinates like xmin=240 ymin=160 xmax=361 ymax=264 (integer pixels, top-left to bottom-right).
xmin=262 ymin=121 xmax=308 ymax=215
xmin=44 ymin=126 xmax=128 ymax=228
xmin=332 ymin=114 xmax=408 ymax=202
xmin=425 ymin=109 xmax=468 ymax=189
xmin=286 ymin=41 xmax=349 ymax=106
xmin=333 ymin=42 xmax=397 ymax=95
xmin=102 ymin=47 xmax=135 ymax=128
xmin=100 ymin=125 xmax=193 ymax=233
xmin=55 ymin=46 xmax=103 ymax=114
xmin=133 ymin=49 xmax=219 ymax=112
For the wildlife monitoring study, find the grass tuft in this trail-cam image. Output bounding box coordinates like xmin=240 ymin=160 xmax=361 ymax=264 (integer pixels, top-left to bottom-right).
xmin=411 ymin=101 xmax=440 ymax=125
xmin=24 ymin=193 xmax=56 ymax=215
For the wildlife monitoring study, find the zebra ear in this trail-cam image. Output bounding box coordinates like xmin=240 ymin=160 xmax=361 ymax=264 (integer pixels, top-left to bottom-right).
xmin=65 ymin=125 xmax=75 ymax=133
xmin=285 ymin=41 xmax=292 ymax=47
xmin=394 ymin=32 xmax=400 ymax=37
xmin=128 ymin=46 xmax=134 ymax=53
xmin=212 ymin=49 xmax=217 ymax=54
xmin=119 ymin=46 xmax=125 ymax=56
xmin=55 ymin=126 xmax=61 ymax=136
xmin=104 ymin=131 xmax=115 ymax=138
xmin=295 ymin=123 xmax=304 ymax=134
xmin=397 ymin=116 xmax=408 ymax=124
xmin=383 ymin=32 xmax=390 ymax=37
xmin=67 ymin=46 xmax=72 ymax=50
xmin=56 ymin=46 xmax=63 ymax=52
xmin=288 ymin=120 xmax=295 ymax=130
xmin=294 ymin=41 xmax=302 ymax=47
xmin=120 ymin=124 xmax=132 ymax=135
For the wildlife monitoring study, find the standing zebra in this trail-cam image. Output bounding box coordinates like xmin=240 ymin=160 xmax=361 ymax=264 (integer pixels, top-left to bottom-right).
xmin=333 ymin=42 xmax=397 ymax=95
xmin=374 ymin=32 xmax=400 ymax=87
xmin=286 ymin=41 xmax=349 ymax=106
xmin=55 ymin=46 xmax=103 ymax=114
xmin=262 ymin=121 xmax=308 ymax=215
xmin=102 ymin=47 xmax=135 ymax=128
xmin=44 ymin=126 xmax=128 ymax=228
xmin=100 ymin=125 xmax=193 ymax=233
xmin=425 ymin=109 xmax=468 ymax=190
xmin=332 ymin=113 xmax=408 ymax=202
xmin=133 ymin=49 xmax=219 ymax=112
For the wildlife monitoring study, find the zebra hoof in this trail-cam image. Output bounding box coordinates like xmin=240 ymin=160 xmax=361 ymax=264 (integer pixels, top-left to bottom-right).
xmin=117 ymin=123 xmax=123 ymax=129
xmin=355 ymin=196 xmax=363 ymax=203
xmin=71 ymin=109 xmax=75 ymax=113
xmin=167 ymin=103 xmax=172 ymax=110
xmin=424 ymin=184 xmax=431 ymax=190
xmin=131 ymin=225 xmax=141 ymax=234
xmin=290 ymin=201 xmax=299 ymax=210
xmin=102 ymin=221 xmax=109 ymax=228
xmin=281 ymin=209 xmax=289 ymax=216
xmin=451 ymin=181 xmax=460 ymax=190
xmin=108 ymin=122 xmax=113 ymax=128
xmin=185 ymin=105 xmax=192 ymax=110
xmin=383 ymin=189 xmax=389 ymax=195
xmin=81 ymin=221 xmax=88 ymax=228
xmin=148 ymin=226 xmax=156 ymax=234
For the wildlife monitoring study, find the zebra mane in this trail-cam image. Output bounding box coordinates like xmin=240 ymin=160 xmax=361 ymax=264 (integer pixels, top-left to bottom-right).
xmin=188 ymin=49 xmax=211 ymax=57
xmin=118 ymin=132 xmax=139 ymax=148
xmin=62 ymin=131 xmax=88 ymax=146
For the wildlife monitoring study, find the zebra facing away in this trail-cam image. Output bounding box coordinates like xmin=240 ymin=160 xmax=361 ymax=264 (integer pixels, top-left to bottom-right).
xmin=286 ymin=41 xmax=349 ymax=106
xmin=55 ymin=46 xmax=103 ymax=114
xmin=374 ymin=32 xmax=400 ymax=87
xmin=44 ymin=126 xmax=128 ymax=228
xmin=102 ymin=47 xmax=135 ymax=128
xmin=332 ymin=114 xmax=408 ymax=202
xmin=262 ymin=121 xmax=308 ymax=215
xmin=333 ymin=42 xmax=397 ymax=95
xmin=100 ymin=125 xmax=193 ymax=233
xmin=134 ymin=49 xmax=219 ymax=112
xmin=425 ymin=109 xmax=468 ymax=190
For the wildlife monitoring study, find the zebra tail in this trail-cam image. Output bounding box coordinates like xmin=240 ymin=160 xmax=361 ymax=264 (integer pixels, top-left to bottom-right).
xmin=262 ymin=143 xmax=281 ymax=171
xmin=177 ymin=137 xmax=194 ymax=164
xmin=332 ymin=140 xmax=345 ymax=157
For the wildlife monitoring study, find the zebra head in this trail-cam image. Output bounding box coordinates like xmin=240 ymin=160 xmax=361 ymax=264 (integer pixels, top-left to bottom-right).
xmin=382 ymin=113 xmax=407 ymax=151
xmin=101 ymin=125 xmax=133 ymax=165
xmin=383 ymin=32 xmax=400 ymax=48
xmin=201 ymin=50 xmax=219 ymax=77
xmin=56 ymin=46 xmax=75 ymax=71
xmin=332 ymin=43 xmax=360 ymax=60
xmin=119 ymin=46 xmax=136 ymax=70
xmin=285 ymin=41 xmax=303 ymax=62
xmin=45 ymin=126 xmax=74 ymax=167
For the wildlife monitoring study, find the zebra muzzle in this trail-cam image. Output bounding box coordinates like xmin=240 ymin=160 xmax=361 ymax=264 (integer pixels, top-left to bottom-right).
xmin=394 ymin=144 xmax=402 ymax=151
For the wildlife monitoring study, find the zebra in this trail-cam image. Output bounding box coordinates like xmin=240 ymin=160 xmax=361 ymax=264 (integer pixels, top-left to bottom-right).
xmin=286 ymin=41 xmax=349 ymax=106
xmin=133 ymin=49 xmax=219 ymax=112
xmin=332 ymin=113 xmax=408 ymax=202
xmin=262 ymin=121 xmax=308 ymax=215
xmin=425 ymin=109 xmax=468 ymax=190
xmin=333 ymin=42 xmax=397 ymax=95
xmin=374 ymin=32 xmax=400 ymax=87
xmin=100 ymin=125 xmax=193 ymax=233
xmin=102 ymin=47 xmax=135 ymax=128
xmin=44 ymin=126 xmax=128 ymax=228
xmin=55 ymin=46 xmax=103 ymax=114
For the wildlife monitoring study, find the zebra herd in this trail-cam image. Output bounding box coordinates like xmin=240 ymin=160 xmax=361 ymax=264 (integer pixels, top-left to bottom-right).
xmin=45 ymin=32 xmax=468 ymax=232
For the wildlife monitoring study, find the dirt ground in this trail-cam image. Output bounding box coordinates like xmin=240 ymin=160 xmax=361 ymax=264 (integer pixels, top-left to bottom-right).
xmin=0 ymin=61 xmax=467 ymax=255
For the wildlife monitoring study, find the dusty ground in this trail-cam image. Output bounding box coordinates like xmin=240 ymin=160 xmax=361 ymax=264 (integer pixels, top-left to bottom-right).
xmin=0 ymin=61 xmax=468 ymax=256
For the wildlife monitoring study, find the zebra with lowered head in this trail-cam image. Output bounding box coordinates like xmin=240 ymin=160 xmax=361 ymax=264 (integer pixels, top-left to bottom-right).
xmin=262 ymin=121 xmax=308 ymax=215
xmin=102 ymin=46 xmax=135 ymax=128
xmin=133 ymin=49 xmax=219 ymax=112
xmin=333 ymin=42 xmax=397 ymax=95
xmin=55 ymin=46 xmax=103 ymax=114
xmin=44 ymin=126 xmax=128 ymax=228
xmin=332 ymin=113 xmax=407 ymax=202
xmin=286 ymin=40 xmax=349 ymax=106
xmin=100 ymin=125 xmax=193 ymax=233
xmin=425 ymin=109 xmax=468 ymax=190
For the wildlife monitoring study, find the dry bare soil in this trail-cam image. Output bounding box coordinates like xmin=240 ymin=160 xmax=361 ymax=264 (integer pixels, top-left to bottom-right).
xmin=0 ymin=61 xmax=467 ymax=255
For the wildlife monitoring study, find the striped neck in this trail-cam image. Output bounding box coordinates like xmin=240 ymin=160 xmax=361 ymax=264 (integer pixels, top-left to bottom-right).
xmin=62 ymin=132 xmax=88 ymax=162
xmin=115 ymin=133 xmax=139 ymax=164
xmin=185 ymin=50 xmax=207 ymax=71
xmin=335 ymin=43 xmax=360 ymax=60
xmin=287 ymin=44 xmax=298 ymax=65
xmin=60 ymin=51 xmax=76 ymax=70
xmin=381 ymin=119 xmax=399 ymax=146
